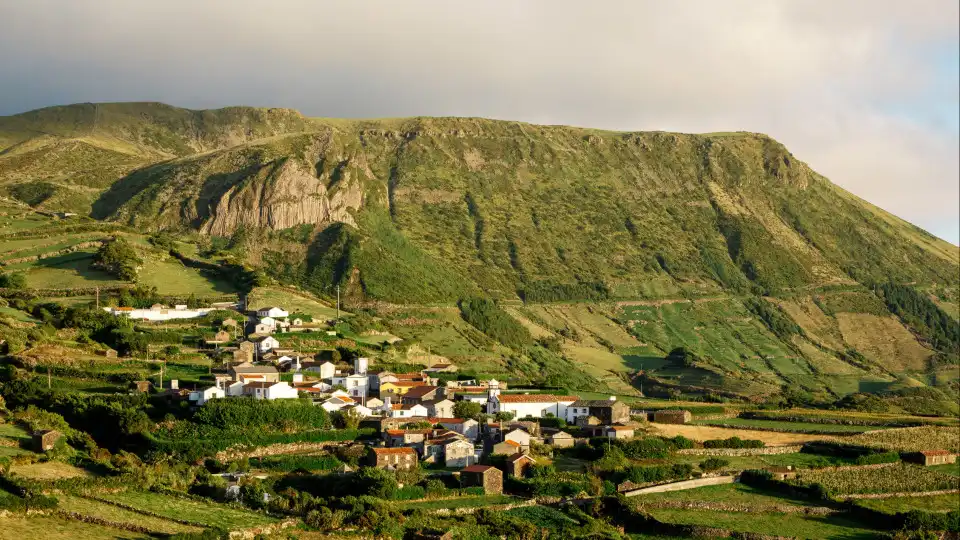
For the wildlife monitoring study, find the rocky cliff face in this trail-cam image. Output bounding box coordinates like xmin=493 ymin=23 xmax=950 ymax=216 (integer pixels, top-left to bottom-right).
xmin=201 ymin=159 xmax=362 ymax=236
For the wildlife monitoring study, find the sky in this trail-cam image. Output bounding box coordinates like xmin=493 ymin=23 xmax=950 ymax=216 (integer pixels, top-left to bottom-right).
xmin=1 ymin=1 xmax=958 ymax=244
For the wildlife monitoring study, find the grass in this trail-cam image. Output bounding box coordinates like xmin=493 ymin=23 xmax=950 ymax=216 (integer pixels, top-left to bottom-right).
xmin=630 ymin=483 xmax=809 ymax=508
xmin=394 ymin=494 xmax=520 ymax=510
xmin=856 ymin=493 xmax=960 ymax=514
xmin=10 ymin=461 xmax=91 ymax=481
xmin=135 ymin=257 xmax=238 ymax=296
xmin=648 ymin=423 xmax=837 ymax=445
xmin=847 ymin=426 xmax=960 ymax=453
xmin=97 ymin=489 xmax=278 ymax=530
xmin=929 ymin=462 xmax=960 ymax=476
xmin=57 ymin=494 xmax=205 ymax=535
xmin=246 ymin=287 xmax=341 ymax=319
xmin=0 ymin=515 xmax=151 ymax=540
xmin=797 ymin=463 xmax=959 ymax=495
xmin=692 ymin=418 xmax=883 ymax=434
xmin=646 ymin=507 xmax=880 ymax=539
xmin=0 ymin=307 xmax=37 ymax=323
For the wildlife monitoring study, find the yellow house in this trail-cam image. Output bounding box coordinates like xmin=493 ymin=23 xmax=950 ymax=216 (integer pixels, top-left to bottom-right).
xmin=379 ymin=381 xmax=427 ymax=396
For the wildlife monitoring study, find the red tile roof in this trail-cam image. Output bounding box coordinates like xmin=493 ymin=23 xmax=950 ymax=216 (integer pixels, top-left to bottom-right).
xmin=372 ymin=447 xmax=417 ymax=455
xmin=496 ymin=394 xmax=578 ymax=403
xmin=503 ymin=440 xmax=521 ymax=448
xmin=462 ymin=465 xmax=496 ymax=473
xmin=920 ymin=450 xmax=953 ymax=456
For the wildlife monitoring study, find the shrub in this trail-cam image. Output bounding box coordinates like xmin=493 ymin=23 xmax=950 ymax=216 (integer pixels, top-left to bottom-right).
xmin=703 ymin=436 xmax=764 ymax=449
xmin=699 ymin=457 xmax=730 ymax=472
xmin=620 ymin=437 xmax=670 ymax=459
xmin=93 ymin=238 xmax=143 ymax=281
xmin=458 ymin=297 xmax=531 ymax=348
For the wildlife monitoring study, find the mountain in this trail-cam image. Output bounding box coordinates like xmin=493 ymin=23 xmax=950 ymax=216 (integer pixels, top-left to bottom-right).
xmin=1 ymin=103 xmax=958 ymax=407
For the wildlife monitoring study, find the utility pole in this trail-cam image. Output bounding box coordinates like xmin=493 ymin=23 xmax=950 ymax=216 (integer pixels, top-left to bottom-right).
xmin=95 ymin=287 xmax=99 ymax=310
xmin=47 ymin=368 xmax=51 ymax=389
xmin=336 ymin=285 xmax=340 ymax=322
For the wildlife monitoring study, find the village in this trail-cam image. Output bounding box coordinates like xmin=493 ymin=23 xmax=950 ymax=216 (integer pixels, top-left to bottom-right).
xmin=105 ymin=302 xmax=706 ymax=495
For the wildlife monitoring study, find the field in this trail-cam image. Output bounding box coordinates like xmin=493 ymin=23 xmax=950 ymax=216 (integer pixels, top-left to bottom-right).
xmin=96 ymin=489 xmax=278 ymax=530
xmin=9 ymin=461 xmax=91 ymax=480
xmin=648 ymin=422 xmax=837 ymax=445
xmin=0 ymin=422 xmax=32 ymax=457
xmin=56 ymin=494 xmax=205 ymax=535
xmin=246 ymin=287 xmax=341 ymax=319
xmin=846 ymin=426 xmax=960 ymax=453
xmin=0 ymin=515 xmax=150 ymax=540
xmin=692 ymin=418 xmax=883 ymax=434
xmin=645 ymin=507 xmax=880 ymax=539
xmin=630 ymin=482 xmax=811 ymax=510
xmin=856 ymin=493 xmax=960 ymax=514
xmin=395 ymin=494 xmax=520 ymax=511
xmin=796 ymin=463 xmax=960 ymax=495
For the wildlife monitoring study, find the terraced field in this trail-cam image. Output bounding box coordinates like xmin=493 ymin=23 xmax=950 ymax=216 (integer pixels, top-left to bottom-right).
xmin=57 ymin=495 xmax=204 ymax=535
xmin=96 ymin=490 xmax=279 ymax=530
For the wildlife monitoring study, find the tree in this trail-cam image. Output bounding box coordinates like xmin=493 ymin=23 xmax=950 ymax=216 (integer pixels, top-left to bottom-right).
xmin=453 ymin=401 xmax=483 ymax=419
xmin=93 ymin=238 xmax=142 ymax=281
xmin=0 ymin=272 xmax=26 ymax=289
xmin=494 ymin=411 xmax=515 ymax=422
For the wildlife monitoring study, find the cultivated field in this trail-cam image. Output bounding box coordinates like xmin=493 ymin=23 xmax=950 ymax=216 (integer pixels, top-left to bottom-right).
xmin=57 ymin=494 xmax=205 ymax=535
xmin=96 ymin=490 xmax=278 ymax=530
xmin=796 ymin=463 xmax=960 ymax=495
xmin=0 ymin=515 xmax=151 ymax=540
xmin=648 ymin=423 xmax=837 ymax=445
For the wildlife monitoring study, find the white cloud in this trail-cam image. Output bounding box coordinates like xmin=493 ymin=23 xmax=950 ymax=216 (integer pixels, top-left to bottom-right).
xmin=0 ymin=0 xmax=957 ymax=242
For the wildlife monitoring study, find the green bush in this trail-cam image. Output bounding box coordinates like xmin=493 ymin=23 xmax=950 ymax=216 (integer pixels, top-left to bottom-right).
xmin=93 ymin=238 xmax=143 ymax=281
xmin=703 ymin=436 xmax=764 ymax=449
xmin=699 ymin=457 xmax=730 ymax=472
xmin=458 ymin=297 xmax=531 ymax=349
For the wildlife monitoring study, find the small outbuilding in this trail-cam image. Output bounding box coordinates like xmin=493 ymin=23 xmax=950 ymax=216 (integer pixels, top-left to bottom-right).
xmin=32 ymin=429 xmax=61 ymax=452
xmin=907 ymin=450 xmax=957 ymax=467
xmin=505 ymin=452 xmax=536 ymax=478
xmin=652 ymin=409 xmax=692 ymax=424
xmin=460 ymin=464 xmax=503 ymax=494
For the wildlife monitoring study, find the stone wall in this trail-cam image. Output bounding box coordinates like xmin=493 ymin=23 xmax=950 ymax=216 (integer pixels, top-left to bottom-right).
xmin=624 ymin=475 xmax=736 ymax=496
xmin=676 ymin=445 xmax=802 ymax=456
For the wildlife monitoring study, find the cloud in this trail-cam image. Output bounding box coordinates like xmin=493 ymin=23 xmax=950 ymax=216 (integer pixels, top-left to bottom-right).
xmin=0 ymin=0 xmax=957 ymax=243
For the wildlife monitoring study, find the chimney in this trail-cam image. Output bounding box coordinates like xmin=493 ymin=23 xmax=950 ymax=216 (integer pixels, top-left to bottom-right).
xmin=170 ymin=379 xmax=179 ymax=390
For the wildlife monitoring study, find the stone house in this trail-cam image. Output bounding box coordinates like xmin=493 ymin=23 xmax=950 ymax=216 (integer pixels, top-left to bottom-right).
xmin=460 ymin=464 xmax=503 ymax=494
xmin=567 ymin=399 xmax=630 ymax=425
xmin=32 ymin=430 xmax=61 ymax=452
xmin=103 ymin=348 xmax=118 ymax=359
xmin=401 ymin=386 xmax=442 ymax=405
xmin=909 ymin=450 xmax=957 ymax=466
xmin=384 ymin=429 xmax=431 ymax=448
xmin=545 ymin=430 xmax=574 ymax=448
xmin=233 ymin=349 xmax=253 ymax=363
xmin=132 ymin=380 xmax=154 ymax=394
xmin=767 ymin=466 xmax=798 ymax=480
xmin=652 ymin=409 xmax=692 ymax=424
xmin=505 ymin=452 xmax=536 ymax=477
xmin=221 ymin=318 xmax=238 ymax=328
xmin=368 ymin=447 xmax=418 ymax=470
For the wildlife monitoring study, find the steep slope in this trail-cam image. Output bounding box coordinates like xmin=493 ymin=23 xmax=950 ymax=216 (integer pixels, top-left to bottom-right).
xmin=0 ymin=102 xmax=318 ymax=213
xmin=1 ymin=103 xmax=957 ymax=403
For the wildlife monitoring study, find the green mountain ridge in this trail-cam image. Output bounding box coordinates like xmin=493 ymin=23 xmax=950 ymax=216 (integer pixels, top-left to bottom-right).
xmin=1 ymin=102 xmax=958 ymax=406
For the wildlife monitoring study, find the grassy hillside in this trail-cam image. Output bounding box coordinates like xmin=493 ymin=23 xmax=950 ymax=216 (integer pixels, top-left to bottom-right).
xmin=1 ymin=102 xmax=957 ymax=403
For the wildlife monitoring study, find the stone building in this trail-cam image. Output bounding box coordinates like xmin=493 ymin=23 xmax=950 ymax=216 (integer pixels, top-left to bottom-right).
xmin=908 ymin=450 xmax=957 ymax=466
xmin=505 ymin=452 xmax=536 ymax=477
xmin=368 ymin=447 xmax=418 ymax=470
xmin=652 ymin=409 xmax=692 ymax=424
xmin=460 ymin=464 xmax=503 ymax=494
xmin=32 ymin=429 xmax=61 ymax=452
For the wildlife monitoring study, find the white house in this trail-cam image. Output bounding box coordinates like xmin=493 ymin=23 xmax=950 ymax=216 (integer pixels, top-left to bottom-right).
xmin=305 ymin=361 xmax=336 ymax=379
xmin=253 ymin=336 xmax=280 ymax=354
xmin=256 ymin=307 xmax=289 ymax=318
xmin=331 ymin=373 xmax=369 ymax=398
xmin=259 ymin=316 xmax=277 ymax=328
xmin=341 ymin=403 xmax=373 ymax=417
xmin=390 ymin=403 xmax=429 ymax=418
xmin=103 ymin=306 xmax=219 ymax=322
xmin=321 ymin=395 xmax=356 ymax=412
xmin=354 ymin=357 xmax=369 ymax=375
xmin=189 ymin=386 xmax=224 ymax=406
xmin=504 ymin=428 xmax=532 ymax=448
xmin=225 ymin=380 xmax=246 ymax=397
xmin=487 ymin=394 xmax=578 ymax=419
xmin=439 ymin=418 xmax=480 ymax=441
xmin=242 ymin=381 xmax=299 ymax=400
